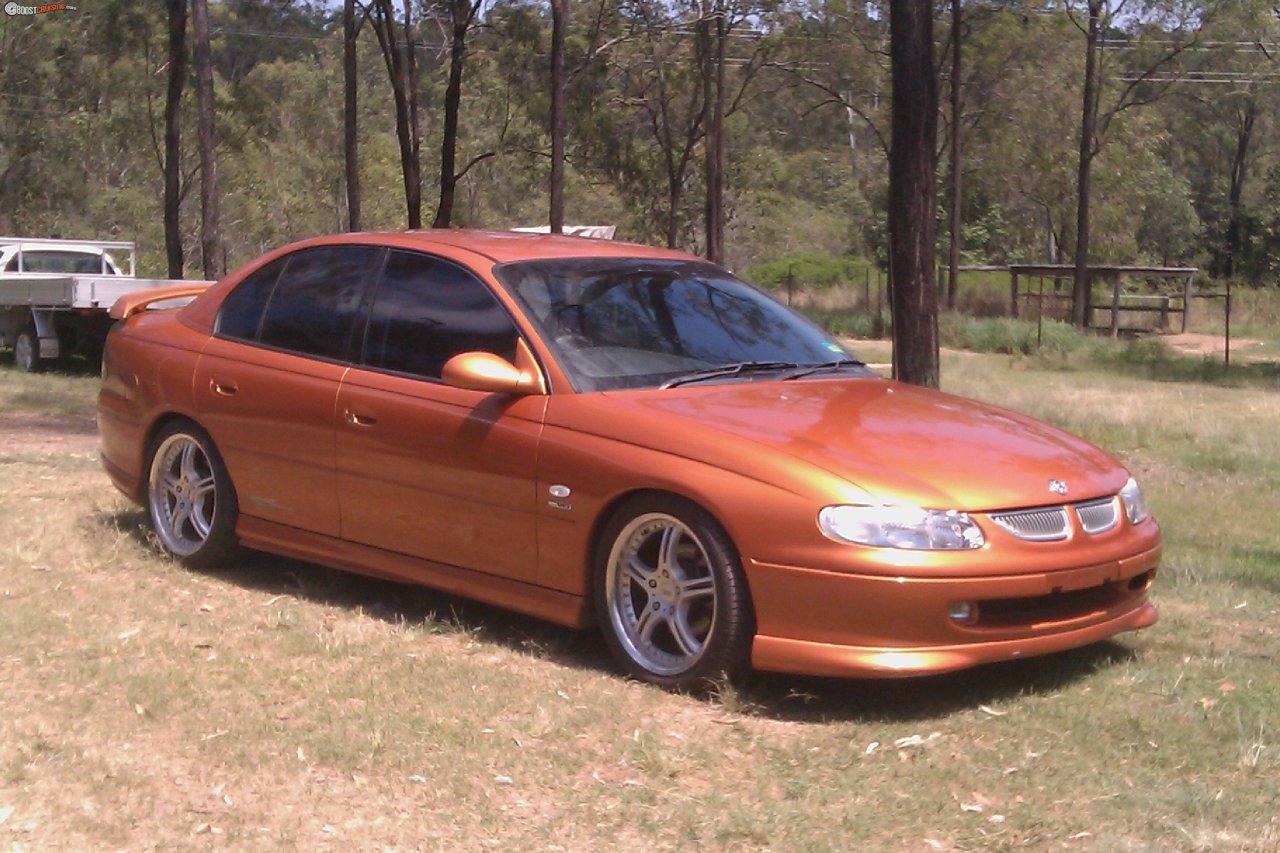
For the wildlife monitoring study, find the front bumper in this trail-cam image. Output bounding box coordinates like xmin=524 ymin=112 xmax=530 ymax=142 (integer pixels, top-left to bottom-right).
xmin=747 ymin=543 xmax=1160 ymax=679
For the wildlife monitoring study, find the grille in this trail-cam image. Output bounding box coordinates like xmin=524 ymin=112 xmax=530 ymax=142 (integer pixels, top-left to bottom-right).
xmin=1075 ymin=497 xmax=1119 ymax=534
xmin=989 ymin=507 xmax=1070 ymax=541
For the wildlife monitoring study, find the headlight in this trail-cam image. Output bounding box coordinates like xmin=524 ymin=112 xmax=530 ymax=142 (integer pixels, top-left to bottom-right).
xmin=818 ymin=505 xmax=985 ymax=550
xmin=1119 ymin=477 xmax=1149 ymax=525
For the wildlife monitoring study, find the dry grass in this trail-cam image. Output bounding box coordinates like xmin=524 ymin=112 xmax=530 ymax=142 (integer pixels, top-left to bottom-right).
xmin=2 ymin=360 xmax=1279 ymax=850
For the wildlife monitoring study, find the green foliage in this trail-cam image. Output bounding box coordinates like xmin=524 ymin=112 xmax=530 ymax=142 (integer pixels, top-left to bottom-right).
xmin=1230 ymin=162 xmax=1280 ymax=282
xmin=1134 ymin=159 xmax=1202 ymax=266
xmin=801 ymin=308 xmax=890 ymax=339
xmin=939 ymin=316 xmax=1093 ymax=358
xmin=745 ymin=253 xmax=872 ymax=290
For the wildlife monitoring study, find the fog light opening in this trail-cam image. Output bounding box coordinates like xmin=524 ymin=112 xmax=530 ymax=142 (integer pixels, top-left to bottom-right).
xmin=1128 ymin=569 xmax=1155 ymax=591
xmin=948 ymin=601 xmax=977 ymax=624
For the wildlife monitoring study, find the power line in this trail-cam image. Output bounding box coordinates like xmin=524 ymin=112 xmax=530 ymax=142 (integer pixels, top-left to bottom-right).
xmin=1116 ymin=73 xmax=1280 ymax=83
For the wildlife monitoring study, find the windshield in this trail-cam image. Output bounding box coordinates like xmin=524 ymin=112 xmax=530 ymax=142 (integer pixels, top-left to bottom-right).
xmin=495 ymin=257 xmax=857 ymax=391
xmin=4 ymin=250 xmax=116 ymax=274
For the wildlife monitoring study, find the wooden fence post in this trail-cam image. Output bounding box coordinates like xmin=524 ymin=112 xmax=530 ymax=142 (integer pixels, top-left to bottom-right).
xmin=1181 ymin=274 xmax=1193 ymax=333
xmin=1109 ymin=273 xmax=1121 ymax=338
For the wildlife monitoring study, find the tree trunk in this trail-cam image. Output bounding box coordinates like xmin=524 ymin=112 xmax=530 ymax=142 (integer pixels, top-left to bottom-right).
xmin=1224 ymin=98 xmax=1255 ymax=279
xmin=191 ymin=0 xmax=224 ymax=279
xmin=703 ymin=5 xmax=726 ymax=265
xmin=370 ymin=0 xmax=421 ymax=229
xmin=343 ymin=0 xmax=361 ymax=232
xmin=887 ymin=0 xmax=940 ymax=388
xmin=844 ymin=90 xmax=859 ymax=182
xmin=403 ymin=0 xmax=420 ymax=224
xmin=1071 ymin=0 xmax=1101 ymax=329
xmin=433 ymin=0 xmax=471 ymax=228
xmin=946 ymin=0 xmax=961 ymax=311
xmin=549 ymin=0 xmax=567 ymax=233
xmin=163 ymin=0 xmax=187 ymax=279
xmin=666 ymin=176 xmax=682 ymax=249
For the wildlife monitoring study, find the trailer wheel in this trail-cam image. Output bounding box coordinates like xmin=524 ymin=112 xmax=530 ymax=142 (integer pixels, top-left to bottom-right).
xmin=13 ymin=326 xmax=43 ymax=373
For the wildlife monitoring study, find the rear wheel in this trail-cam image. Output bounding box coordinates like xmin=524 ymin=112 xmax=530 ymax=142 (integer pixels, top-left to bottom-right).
xmin=146 ymin=422 xmax=239 ymax=568
xmin=13 ymin=326 xmax=42 ymax=373
xmin=595 ymin=495 xmax=753 ymax=690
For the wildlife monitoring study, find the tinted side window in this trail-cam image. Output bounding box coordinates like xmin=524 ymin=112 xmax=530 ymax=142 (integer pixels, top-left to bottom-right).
xmin=217 ymin=257 xmax=286 ymax=341
xmin=258 ymin=246 xmax=380 ymax=360
xmin=363 ymin=250 xmax=518 ymax=380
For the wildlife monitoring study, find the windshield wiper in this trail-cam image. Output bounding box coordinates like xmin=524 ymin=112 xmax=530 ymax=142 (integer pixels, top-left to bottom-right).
xmin=781 ymin=359 xmax=867 ymax=381
xmin=659 ymin=361 xmax=802 ymax=389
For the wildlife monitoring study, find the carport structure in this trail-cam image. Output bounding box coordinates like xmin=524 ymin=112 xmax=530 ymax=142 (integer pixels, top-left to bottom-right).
xmin=1004 ymin=264 xmax=1237 ymax=365
xmin=1007 ymin=264 xmax=1203 ymax=334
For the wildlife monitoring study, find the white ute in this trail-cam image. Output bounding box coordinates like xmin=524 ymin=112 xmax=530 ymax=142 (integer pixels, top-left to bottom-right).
xmin=0 ymin=237 xmax=210 ymax=372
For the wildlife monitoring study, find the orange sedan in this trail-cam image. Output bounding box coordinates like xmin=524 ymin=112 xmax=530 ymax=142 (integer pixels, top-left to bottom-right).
xmin=98 ymin=231 xmax=1159 ymax=689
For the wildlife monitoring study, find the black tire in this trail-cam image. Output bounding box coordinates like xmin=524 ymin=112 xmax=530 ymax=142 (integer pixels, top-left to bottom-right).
xmin=145 ymin=421 xmax=240 ymax=568
xmin=13 ymin=326 xmax=43 ymax=374
xmin=594 ymin=494 xmax=754 ymax=690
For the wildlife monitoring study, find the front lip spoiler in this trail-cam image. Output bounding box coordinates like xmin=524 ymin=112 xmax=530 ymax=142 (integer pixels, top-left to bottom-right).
xmin=751 ymin=600 xmax=1157 ymax=679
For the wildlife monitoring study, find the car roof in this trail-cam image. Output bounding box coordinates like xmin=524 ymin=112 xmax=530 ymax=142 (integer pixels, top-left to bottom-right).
xmin=0 ymin=243 xmax=110 ymax=257
xmin=339 ymin=229 xmax=702 ymax=266
xmin=178 ymin=229 xmax=709 ymax=336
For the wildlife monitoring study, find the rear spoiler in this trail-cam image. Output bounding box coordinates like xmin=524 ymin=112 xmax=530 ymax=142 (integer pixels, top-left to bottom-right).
xmin=109 ymin=283 xmax=213 ymax=320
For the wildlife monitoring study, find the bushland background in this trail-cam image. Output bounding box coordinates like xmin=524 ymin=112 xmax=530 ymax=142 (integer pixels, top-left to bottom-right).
xmin=6 ymin=0 xmax=1280 ymax=292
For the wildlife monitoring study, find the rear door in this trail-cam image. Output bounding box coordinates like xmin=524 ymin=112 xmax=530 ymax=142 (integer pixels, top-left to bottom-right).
xmin=195 ymin=245 xmax=381 ymax=536
xmin=335 ymin=249 xmax=546 ymax=582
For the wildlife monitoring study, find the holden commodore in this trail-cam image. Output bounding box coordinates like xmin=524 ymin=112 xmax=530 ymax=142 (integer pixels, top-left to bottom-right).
xmin=97 ymin=231 xmax=1159 ymax=689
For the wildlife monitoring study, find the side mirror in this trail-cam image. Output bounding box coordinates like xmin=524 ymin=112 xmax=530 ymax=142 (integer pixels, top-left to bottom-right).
xmin=441 ymin=351 xmax=542 ymax=395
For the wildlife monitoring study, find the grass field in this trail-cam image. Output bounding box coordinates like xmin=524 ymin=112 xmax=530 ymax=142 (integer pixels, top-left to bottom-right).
xmin=2 ymin=348 xmax=1278 ymax=851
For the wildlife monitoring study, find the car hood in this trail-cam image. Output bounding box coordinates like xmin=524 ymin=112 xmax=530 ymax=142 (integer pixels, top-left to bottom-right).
xmin=578 ymin=377 xmax=1127 ymax=511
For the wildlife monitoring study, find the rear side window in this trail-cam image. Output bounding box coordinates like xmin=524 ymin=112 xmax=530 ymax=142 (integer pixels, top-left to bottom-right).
xmin=218 ymin=257 xmax=285 ymax=341
xmin=258 ymin=246 xmax=379 ymax=360
xmin=362 ymin=250 xmax=518 ymax=380
xmin=223 ymin=245 xmax=381 ymax=361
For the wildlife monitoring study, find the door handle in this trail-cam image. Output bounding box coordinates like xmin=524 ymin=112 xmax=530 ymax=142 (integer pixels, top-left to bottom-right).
xmin=345 ymin=410 xmax=377 ymax=427
xmin=210 ymin=379 xmax=238 ymax=397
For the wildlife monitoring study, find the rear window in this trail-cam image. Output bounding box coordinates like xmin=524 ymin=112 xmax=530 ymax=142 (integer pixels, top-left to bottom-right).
xmin=4 ymin=250 xmax=114 ymax=274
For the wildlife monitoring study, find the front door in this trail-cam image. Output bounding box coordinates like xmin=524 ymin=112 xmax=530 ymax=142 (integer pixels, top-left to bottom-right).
xmin=335 ymin=249 xmax=545 ymax=582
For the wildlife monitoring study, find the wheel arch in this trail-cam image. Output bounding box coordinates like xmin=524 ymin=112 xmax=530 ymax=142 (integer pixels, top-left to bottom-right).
xmin=584 ymin=486 xmax=754 ymax=628
xmin=144 ymin=411 xmax=201 ymax=459
xmin=139 ymin=411 xmax=221 ymax=497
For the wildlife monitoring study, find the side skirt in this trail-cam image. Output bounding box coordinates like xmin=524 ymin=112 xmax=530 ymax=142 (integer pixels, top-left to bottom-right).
xmin=235 ymin=515 xmax=590 ymax=629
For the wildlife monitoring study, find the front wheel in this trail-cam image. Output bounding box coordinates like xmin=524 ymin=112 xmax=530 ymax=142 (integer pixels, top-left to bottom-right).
xmin=595 ymin=495 xmax=753 ymax=690
xmin=146 ymin=422 xmax=239 ymax=568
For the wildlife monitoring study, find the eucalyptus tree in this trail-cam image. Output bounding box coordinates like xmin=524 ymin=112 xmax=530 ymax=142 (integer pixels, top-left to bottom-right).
xmin=550 ymin=0 xmax=570 ymax=231
xmin=193 ymin=0 xmax=225 ymax=278
xmin=948 ymin=9 xmax=1072 ymax=264
xmin=775 ymin=0 xmax=889 ymax=182
xmin=945 ymin=0 xmax=962 ymax=309
xmin=1066 ymin=0 xmax=1213 ymax=326
xmin=699 ymin=0 xmax=771 ymax=263
xmin=432 ymin=0 xmax=494 ymax=227
xmin=164 ymin=0 xmax=188 ymax=277
xmin=1165 ymin=1 xmax=1280 ymax=278
xmin=367 ymin=0 xmax=424 ymax=228
xmin=598 ymin=0 xmax=709 ymax=247
xmin=344 ymin=0 xmax=366 ymax=231
xmin=887 ymin=0 xmax=939 ymax=387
